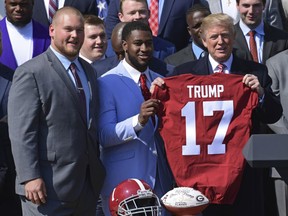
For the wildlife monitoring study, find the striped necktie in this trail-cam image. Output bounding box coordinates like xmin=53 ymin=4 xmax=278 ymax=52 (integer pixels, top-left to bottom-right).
xmin=49 ymin=0 xmax=58 ymax=24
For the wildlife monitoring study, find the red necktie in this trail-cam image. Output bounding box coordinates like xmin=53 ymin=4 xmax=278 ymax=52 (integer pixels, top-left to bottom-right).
xmin=69 ymin=63 xmax=87 ymax=118
xmin=149 ymin=0 xmax=159 ymax=36
xmin=249 ymin=30 xmax=259 ymax=63
xmin=140 ymin=73 xmax=155 ymax=125
xmin=216 ymin=64 xmax=225 ymax=73
xmin=139 ymin=73 xmax=151 ymax=101
xmin=49 ymin=0 xmax=58 ymax=24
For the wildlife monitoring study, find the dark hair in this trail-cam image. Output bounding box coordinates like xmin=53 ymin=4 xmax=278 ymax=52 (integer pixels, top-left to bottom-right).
xmin=122 ymin=21 xmax=152 ymax=41
xmin=186 ymin=3 xmax=211 ymax=17
xmin=236 ymin=0 xmax=266 ymax=5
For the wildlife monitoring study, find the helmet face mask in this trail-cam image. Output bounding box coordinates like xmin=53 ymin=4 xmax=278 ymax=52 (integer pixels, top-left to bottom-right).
xmin=110 ymin=179 xmax=162 ymax=216
xmin=118 ymin=190 xmax=162 ymax=216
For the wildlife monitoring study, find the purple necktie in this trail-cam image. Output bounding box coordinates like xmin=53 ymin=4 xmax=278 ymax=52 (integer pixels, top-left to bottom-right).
xmin=69 ymin=63 xmax=87 ymax=118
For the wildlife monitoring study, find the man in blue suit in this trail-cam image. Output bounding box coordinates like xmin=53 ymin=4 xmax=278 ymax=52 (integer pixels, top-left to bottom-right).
xmin=95 ymin=22 xmax=174 ymax=77
xmin=0 ymin=0 xmax=50 ymax=70
xmin=98 ymin=21 xmax=174 ymax=216
xmin=105 ymin=0 xmax=196 ymax=51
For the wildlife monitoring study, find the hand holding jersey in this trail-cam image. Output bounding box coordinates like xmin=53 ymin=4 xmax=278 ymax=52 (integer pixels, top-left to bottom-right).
xmin=152 ymin=13 xmax=282 ymax=216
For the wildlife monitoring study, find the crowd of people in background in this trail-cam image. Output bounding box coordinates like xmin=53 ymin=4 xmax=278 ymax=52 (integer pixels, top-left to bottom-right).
xmin=1 ymin=0 xmax=288 ymax=216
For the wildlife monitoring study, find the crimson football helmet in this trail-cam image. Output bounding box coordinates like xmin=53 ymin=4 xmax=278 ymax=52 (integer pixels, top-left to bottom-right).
xmin=109 ymin=178 xmax=162 ymax=216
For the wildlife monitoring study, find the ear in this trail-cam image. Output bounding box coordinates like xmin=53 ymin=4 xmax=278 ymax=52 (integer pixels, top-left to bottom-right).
xmin=202 ymin=38 xmax=208 ymax=48
xmin=118 ymin=12 xmax=124 ymax=22
xmin=122 ymin=40 xmax=127 ymax=52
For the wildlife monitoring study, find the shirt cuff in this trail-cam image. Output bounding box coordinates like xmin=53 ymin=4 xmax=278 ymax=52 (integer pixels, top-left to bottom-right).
xmin=258 ymin=93 xmax=265 ymax=104
xmin=133 ymin=114 xmax=144 ymax=132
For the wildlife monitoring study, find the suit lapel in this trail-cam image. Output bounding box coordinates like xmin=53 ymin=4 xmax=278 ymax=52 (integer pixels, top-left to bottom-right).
xmin=116 ymin=63 xmax=144 ymax=103
xmin=158 ymin=0 xmax=174 ymax=35
xmin=32 ymin=21 xmax=45 ymax=58
xmin=234 ymin=23 xmax=253 ymax=61
xmin=0 ymin=19 xmax=18 ymax=70
xmin=46 ymin=49 xmax=87 ymax=124
xmin=263 ymin=24 xmax=273 ymax=63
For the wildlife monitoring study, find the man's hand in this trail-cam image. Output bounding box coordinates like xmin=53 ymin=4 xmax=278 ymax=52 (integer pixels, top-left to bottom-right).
xmin=25 ymin=178 xmax=47 ymax=205
xmin=243 ymin=74 xmax=264 ymax=97
xmin=150 ymin=77 xmax=165 ymax=94
xmin=138 ymin=99 xmax=160 ymax=126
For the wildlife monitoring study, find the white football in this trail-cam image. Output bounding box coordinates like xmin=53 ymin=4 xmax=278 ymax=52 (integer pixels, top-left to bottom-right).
xmin=161 ymin=187 xmax=209 ymax=215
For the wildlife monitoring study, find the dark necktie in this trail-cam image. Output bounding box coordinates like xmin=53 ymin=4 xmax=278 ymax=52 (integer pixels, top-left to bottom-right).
xmin=139 ymin=73 xmax=155 ymax=125
xmin=69 ymin=63 xmax=87 ymax=117
xmin=149 ymin=0 xmax=159 ymax=36
xmin=49 ymin=0 xmax=58 ymax=24
xmin=139 ymin=73 xmax=151 ymax=101
xmin=216 ymin=63 xmax=225 ymax=73
xmin=249 ymin=30 xmax=259 ymax=63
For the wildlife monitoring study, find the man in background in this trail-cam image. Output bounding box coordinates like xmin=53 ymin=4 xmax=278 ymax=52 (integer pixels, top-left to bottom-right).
xmin=80 ymin=15 xmax=108 ymax=66
xmin=0 ymin=0 xmax=50 ymax=70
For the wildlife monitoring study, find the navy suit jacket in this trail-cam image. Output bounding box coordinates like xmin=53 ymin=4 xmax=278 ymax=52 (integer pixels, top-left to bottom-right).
xmin=0 ymin=18 xmax=51 ymax=70
xmin=94 ymin=56 xmax=174 ymax=78
xmin=105 ymin=0 xmax=195 ymax=50
xmin=233 ymin=22 xmax=288 ymax=64
xmin=32 ymin=0 xmax=98 ymax=27
xmin=173 ymin=55 xmax=282 ymax=131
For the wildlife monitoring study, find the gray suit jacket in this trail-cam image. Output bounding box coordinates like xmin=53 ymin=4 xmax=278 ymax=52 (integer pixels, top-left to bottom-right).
xmin=266 ymin=50 xmax=288 ymax=133
xmin=8 ymin=48 xmax=105 ymax=202
xmin=164 ymin=44 xmax=196 ymax=67
xmin=266 ymin=50 xmax=288 ymax=178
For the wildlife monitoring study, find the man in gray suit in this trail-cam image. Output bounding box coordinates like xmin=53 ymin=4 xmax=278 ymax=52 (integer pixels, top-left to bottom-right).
xmin=266 ymin=51 xmax=288 ymax=216
xmin=8 ymin=7 xmax=105 ymax=216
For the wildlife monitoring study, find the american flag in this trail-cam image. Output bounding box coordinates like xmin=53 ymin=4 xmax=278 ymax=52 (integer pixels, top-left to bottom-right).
xmin=96 ymin=0 xmax=109 ymax=20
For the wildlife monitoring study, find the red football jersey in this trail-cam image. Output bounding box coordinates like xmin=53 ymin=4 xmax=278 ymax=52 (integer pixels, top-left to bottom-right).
xmin=152 ymin=73 xmax=258 ymax=204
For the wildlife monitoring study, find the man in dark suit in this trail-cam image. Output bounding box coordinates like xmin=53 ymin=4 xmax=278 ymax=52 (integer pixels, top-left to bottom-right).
xmin=8 ymin=7 xmax=105 ymax=215
xmin=95 ymin=22 xmax=174 ymax=77
xmin=173 ymin=13 xmax=282 ymax=216
xmin=0 ymin=0 xmax=50 ymax=70
xmin=104 ymin=0 xmax=176 ymax=61
xmin=164 ymin=4 xmax=210 ymax=67
xmin=233 ymin=0 xmax=288 ymax=64
xmin=0 ymin=29 xmax=22 ymax=216
xmin=32 ymin=0 xmax=98 ymax=27
xmin=105 ymin=0 xmax=195 ymax=51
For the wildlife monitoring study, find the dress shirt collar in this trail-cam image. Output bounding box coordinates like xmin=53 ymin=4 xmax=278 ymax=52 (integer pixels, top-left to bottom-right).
xmin=209 ymin=54 xmax=233 ymax=74
xmin=122 ymin=59 xmax=150 ymax=84
xmin=50 ymin=45 xmax=80 ymax=70
xmin=79 ymin=53 xmax=92 ymax=64
xmin=192 ymin=42 xmax=205 ymax=59
xmin=239 ymin=19 xmax=265 ymax=36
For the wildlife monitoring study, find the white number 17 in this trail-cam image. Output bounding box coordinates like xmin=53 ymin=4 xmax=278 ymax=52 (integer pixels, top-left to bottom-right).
xmin=181 ymin=100 xmax=234 ymax=156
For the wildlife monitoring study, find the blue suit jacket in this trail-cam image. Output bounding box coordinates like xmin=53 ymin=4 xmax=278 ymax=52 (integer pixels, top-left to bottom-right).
xmin=98 ymin=61 xmax=173 ymax=199
xmin=105 ymin=0 xmax=195 ymax=50
xmin=94 ymin=56 xmax=174 ymax=77
xmin=0 ymin=18 xmax=51 ymax=70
